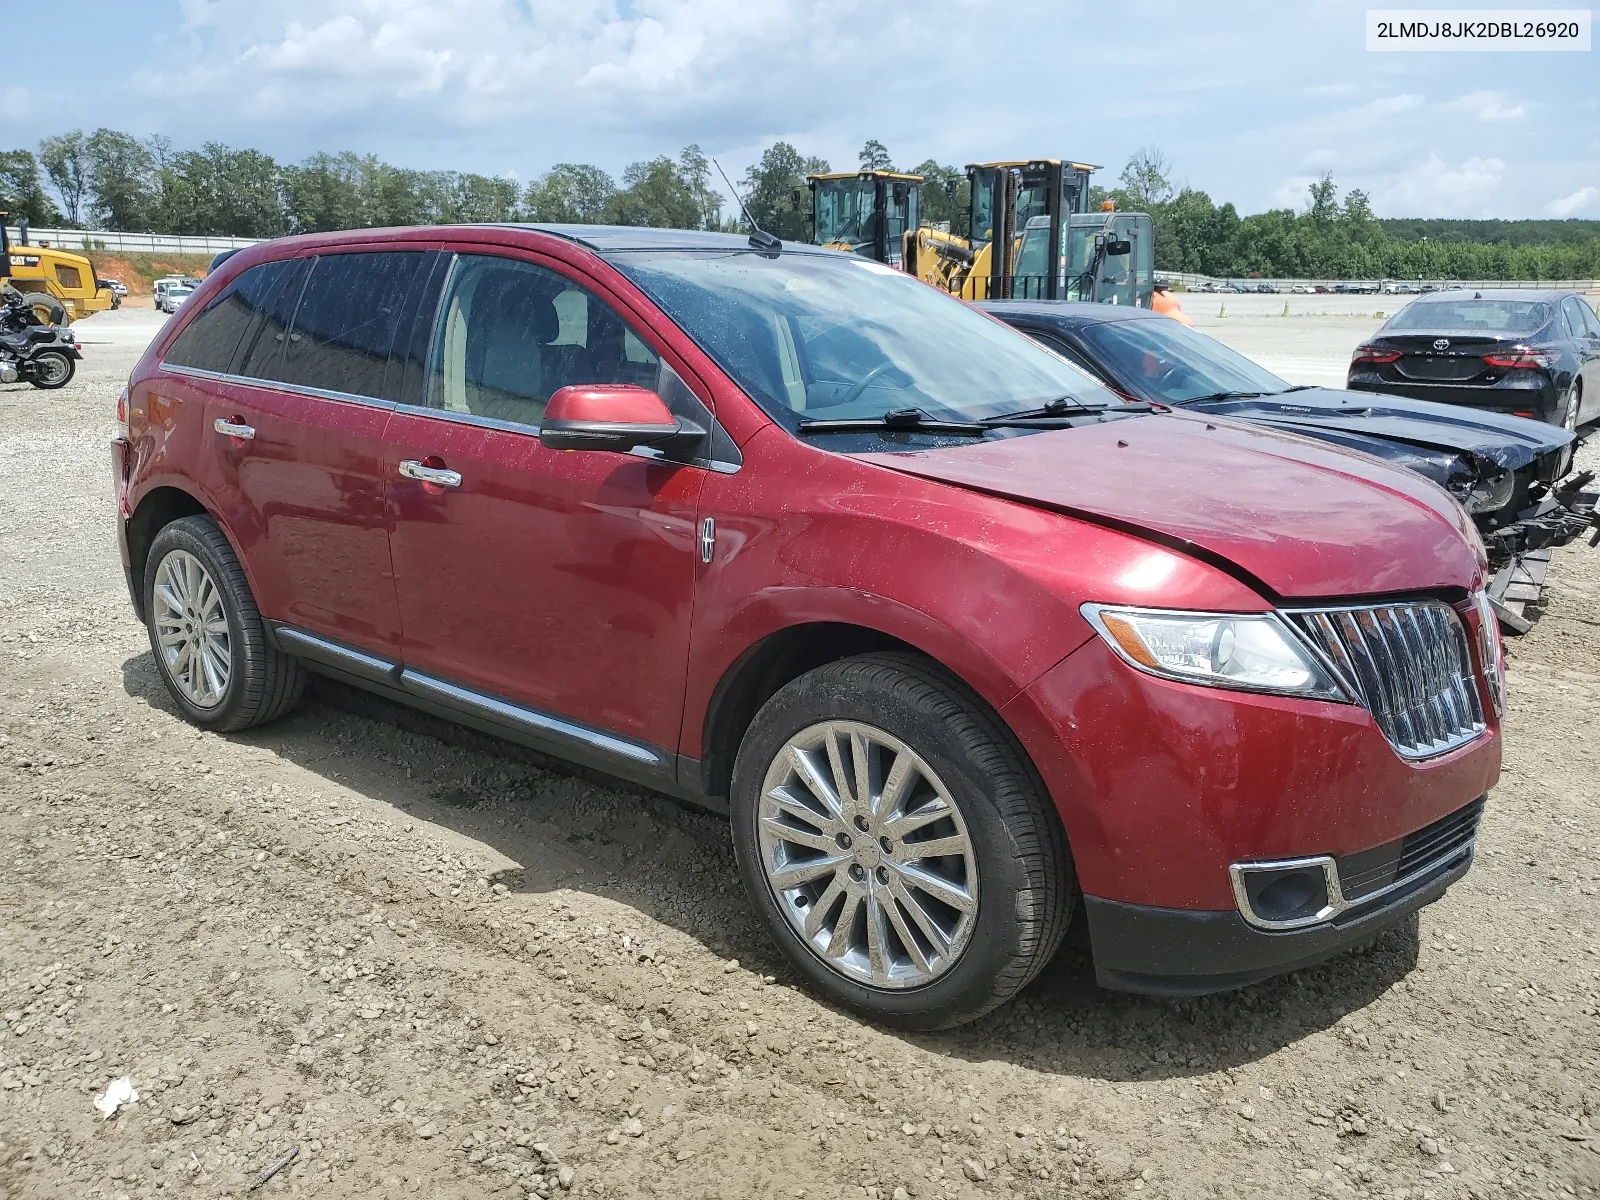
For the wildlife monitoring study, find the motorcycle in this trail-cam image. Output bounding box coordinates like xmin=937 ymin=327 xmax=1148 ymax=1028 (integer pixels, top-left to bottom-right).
xmin=0 ymin=285 xmax=82 ymax=389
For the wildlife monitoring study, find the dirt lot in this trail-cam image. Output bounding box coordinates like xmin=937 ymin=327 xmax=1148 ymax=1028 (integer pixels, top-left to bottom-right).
xmin=2 ymin=308 xmax=1598 ymax=1200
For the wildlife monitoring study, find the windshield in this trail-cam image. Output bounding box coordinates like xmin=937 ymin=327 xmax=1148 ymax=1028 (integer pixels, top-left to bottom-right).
xmin=609 ymin=250 xmax=1118 ymax=428
xmin=1384 ymin=298 xmax=1552 ymax=335
xmin=1076 ymin=317 xmax=1289 ymax=404
xmin=813 ymin=180 xmax=876 ymax=249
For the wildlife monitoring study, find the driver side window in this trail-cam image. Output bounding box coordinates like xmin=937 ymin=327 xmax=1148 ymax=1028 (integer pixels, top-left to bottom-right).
xmin=428 ymin=255 xmax=660 ymax=427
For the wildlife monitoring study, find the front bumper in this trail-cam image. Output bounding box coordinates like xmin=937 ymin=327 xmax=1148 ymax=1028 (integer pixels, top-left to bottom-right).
xmin=1087 ymin=802 xmax=1478 ymax=995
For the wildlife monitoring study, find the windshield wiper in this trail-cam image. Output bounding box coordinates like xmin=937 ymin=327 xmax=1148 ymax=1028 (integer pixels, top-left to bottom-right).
xmin=796 ymin=408 xmax=987 ymax=437
xmin=1179 ymin=390 xmax=1273 ymax=404
xmin=980 ymin=397 xmax=1156 ymax=424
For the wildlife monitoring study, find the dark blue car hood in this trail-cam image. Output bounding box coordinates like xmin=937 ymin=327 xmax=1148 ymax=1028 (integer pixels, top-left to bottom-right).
xmin=1184 ymin=387 xmax=1571 ymax=474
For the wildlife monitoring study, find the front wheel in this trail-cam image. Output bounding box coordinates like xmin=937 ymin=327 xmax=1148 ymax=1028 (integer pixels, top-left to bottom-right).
xmin=731 ymin=653 xmax=1074 ymax=1029
xmin=28 ymin=349 xmax=74 ymax=389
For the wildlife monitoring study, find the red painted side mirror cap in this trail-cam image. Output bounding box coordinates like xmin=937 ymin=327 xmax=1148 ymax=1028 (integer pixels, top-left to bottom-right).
xmin=539 ymin=385 xmax=703 ymax=456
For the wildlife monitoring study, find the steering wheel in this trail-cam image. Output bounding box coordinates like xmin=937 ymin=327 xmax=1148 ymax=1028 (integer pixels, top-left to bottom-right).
xmin=834 ymin=361 xmax=899 ymax=409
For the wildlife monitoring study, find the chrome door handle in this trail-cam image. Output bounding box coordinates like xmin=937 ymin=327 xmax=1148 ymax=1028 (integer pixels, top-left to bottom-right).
xmin=213 ymin=418 xmax=255 ymax=439
xmin=398 ymin=459 xmax=462 ymax=487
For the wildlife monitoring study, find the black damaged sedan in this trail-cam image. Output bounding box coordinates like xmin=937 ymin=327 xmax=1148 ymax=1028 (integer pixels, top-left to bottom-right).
xmin=1347 ymin=290 xmax=1600 ymax=434
xmin=980 ymin=301 xmax=1595 ymax=606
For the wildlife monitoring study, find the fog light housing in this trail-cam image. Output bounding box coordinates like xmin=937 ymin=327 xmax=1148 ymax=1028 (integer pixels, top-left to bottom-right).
xmin=1230 ymin=857 xmax=1342 ymax=930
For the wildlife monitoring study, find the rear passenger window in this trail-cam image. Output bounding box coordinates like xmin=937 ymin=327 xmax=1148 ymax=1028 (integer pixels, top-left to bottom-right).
xmin=275 ymin=252 xmax=431 ymax=400
xmin=235 ymin=260 xmax=310 ymax=381
xmin=427 ymin=254 xmax=660 ymax=427
xmin=165 ymin=260 xmax=296 ymax=375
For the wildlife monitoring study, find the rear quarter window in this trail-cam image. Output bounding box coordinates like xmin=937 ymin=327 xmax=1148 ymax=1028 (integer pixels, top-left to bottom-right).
xmin=164 ymin=260 xmax=297 ymax=375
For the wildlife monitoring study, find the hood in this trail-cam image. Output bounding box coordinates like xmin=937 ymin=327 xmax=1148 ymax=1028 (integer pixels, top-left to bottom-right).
xmin=1185 ymin=387 xmax=1570 ymax=473
xmin=856 ymin=410 xmax=1482 ymax=600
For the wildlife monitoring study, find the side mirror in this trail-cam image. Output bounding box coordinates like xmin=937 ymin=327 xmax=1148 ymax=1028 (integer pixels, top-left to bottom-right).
xmin=539 ymin=384 xmax=704 ymax=456
xmin=1104 ymin=238 xmax=1132 ymax=256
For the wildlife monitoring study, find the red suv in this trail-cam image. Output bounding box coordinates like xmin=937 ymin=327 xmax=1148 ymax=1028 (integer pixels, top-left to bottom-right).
xmin=114 ymin=226 xmax=1504 ymax=1028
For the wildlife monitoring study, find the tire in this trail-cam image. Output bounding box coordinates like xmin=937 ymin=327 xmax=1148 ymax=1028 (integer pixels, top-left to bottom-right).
xmin=143 ymin=515 xmax=306 ymax=732
xmin=20 ymin=292 xmax=66 ymax=326
xmin=1554 ymin=383 xmax=1581 ymax=477
xmin=730 ymin=653 xmax=1074 ymax=1029
xmin=27 ymin=349 xmax=74 ymax=389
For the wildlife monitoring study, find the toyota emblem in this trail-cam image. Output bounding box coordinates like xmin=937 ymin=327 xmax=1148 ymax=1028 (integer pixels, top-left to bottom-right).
xmin=1433 ymin=338 xmax=1450 ymax=350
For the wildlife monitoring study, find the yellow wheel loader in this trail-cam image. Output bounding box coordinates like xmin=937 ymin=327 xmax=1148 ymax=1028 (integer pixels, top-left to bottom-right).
xmin=906 ymin=159 xmax=1155 ymax=308
xmin=0 ymin=214 xmax=114 ymax=324
xmin=806 ymin=171 xmax=924 ymax=269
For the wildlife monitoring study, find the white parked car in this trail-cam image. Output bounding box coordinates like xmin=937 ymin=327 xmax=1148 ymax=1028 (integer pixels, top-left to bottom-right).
xmin=161 ymin=286 xmax=195 ymax=314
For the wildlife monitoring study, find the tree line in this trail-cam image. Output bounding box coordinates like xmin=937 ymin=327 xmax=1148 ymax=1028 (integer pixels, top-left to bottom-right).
xmin=1104 ymin=148 xmax=1600 ymax=280
xmin=4 ymin=130 xmax=1597 ymax=280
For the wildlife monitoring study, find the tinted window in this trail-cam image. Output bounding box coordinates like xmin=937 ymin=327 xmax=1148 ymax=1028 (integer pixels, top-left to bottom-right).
xmin=1385 ymin=299 xmax=1552 ymax=335
xmin=1074 ymin=317 xmax=1289 ymax=405
xmin=1564 ymin=297 xmax=1597 ymax=338
xmin=235 ymin=260 xmax=309 ymax=381
xmin=428 ymin=254 xmax=661 ymax=427
xmin=165 ymin=260 xmax=296 ymax=374
xmin=276 ymin=252 xmax=431 ymax=400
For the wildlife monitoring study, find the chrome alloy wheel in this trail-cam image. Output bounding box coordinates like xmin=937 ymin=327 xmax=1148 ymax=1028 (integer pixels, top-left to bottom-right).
xmin=756 ymin=721 xmax=979 ymax=989
xmin=34 ymin=352 xmax=71 ymax=386
xmin=152 ymin=549 xmax=231 ymax=709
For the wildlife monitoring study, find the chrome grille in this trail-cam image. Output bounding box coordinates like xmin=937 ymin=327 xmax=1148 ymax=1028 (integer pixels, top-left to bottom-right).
xmin=1289 ymin=602 xmax=1486 ymax=760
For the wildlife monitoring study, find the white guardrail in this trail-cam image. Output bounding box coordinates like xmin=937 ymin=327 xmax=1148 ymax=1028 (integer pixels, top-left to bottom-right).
xmin=1156 ymin=270 xmax=1600 ymax=293
xmin=5 ymin=226 xmax=262 ymax=255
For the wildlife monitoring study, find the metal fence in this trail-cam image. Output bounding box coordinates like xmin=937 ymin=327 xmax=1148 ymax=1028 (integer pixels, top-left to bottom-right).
xmin=4 ymin=227 xmax=262 ymax=255
xmin=1157 ymin=270 xmax=1600 ymax=293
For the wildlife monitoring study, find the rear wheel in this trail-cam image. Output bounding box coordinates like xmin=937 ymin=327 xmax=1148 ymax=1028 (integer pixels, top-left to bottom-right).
xmin=144 ymin=516 xmax=306 ymax=731
xmin=731 ymin=653 xmax=1074 ymax=1029
xmin=27 ymin=349 xmax=73 ymax=389
xmin=20 ymin=292 xmax=66 ymax=326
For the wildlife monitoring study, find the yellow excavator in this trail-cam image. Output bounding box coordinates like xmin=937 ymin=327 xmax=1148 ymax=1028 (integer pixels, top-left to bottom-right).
xmin=809 ymin=160 xmax=1156 ymax=310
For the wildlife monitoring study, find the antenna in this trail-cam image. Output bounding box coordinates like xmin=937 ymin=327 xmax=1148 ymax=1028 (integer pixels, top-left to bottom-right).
xmin=712 ymin=157 xmax=781 ymax=255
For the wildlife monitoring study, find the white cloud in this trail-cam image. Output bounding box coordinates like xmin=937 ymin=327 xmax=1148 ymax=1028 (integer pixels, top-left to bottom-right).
xmin=1364 ymin=93 xmax=1423 ymax=118
xmin=1372 ymin=154 xmax=1506 ymax=216
xmin=1440 ymin=90 xmax=1526 ymax=122
xmin=1549 ymin=186 xmax=1600 ymax=218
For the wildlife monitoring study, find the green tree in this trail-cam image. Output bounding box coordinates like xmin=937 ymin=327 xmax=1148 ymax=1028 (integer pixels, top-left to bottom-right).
xmin=85 ymin=129 xmax=155 ymax=230
xmin=909 ymin=159 xmax=964 ymax=229
xmin=742 ymin=142 xmax=829 ymax=240
xmin=39 ymin=130 xmax=91 ymax=226
xmin=1306 ymin=173 xmax=1339 ymax=224
xmin=522 ymin=163 xmax=616 ymax=223
xmin=1118 ymin=147 xmax=1174 ymax=210
xmin=443 ymin=173 xmax=520 ymax=223
xmin=606 ymin=146 xmax=723 ymax=229
xmin=858 ymin=139 xmax=893 ymax=171
xmin=0 ymin=150 xmax=62 ymax=224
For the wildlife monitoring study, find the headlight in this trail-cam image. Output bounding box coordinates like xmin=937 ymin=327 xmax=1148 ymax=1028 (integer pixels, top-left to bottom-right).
xmin=1081 ymin=604 xmax=1346 ymax=700
xmin=1470 ymin=591 xmax=1505 ymax=716
xmin=1463 ymin=469 xmax=1515 ymax=515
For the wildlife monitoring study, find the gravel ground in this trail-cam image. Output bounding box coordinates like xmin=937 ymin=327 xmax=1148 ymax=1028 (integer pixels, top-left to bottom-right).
xmin=2 ymin=308 xmax=1597 ymax=1200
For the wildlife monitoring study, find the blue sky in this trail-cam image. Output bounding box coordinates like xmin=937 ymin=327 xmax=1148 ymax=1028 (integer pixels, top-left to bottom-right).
xmin=3 ymin=0 xmax=1595 ymax=219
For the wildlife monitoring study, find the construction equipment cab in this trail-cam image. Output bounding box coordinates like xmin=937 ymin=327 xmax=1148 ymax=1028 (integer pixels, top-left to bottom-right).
xmin=0 ymin=215 xmax=113 ymax=324
xmin=807 ymin=171 xmax=922 ymax=269
xmin=908 ymin=160 xmax=1155 ymax=309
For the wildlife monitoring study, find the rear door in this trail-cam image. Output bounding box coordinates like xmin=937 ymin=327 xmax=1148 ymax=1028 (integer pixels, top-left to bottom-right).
xmin=383 ymin=249 xmax=707 ymax=766
xmin=186 ymin=248 xmax=443 ymax=658
xmin=1562 ymin=297 xmax=1600 ymax=420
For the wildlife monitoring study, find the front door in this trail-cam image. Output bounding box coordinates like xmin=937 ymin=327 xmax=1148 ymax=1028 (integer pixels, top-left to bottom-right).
xmin=384 ymin=251 xmax=705 ymax=761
